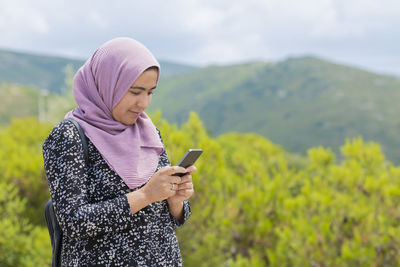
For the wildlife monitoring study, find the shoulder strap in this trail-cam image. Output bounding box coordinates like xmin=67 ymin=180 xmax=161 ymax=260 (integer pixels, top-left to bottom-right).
xmin=65 ymin=118 xmax=89 ymax=164
xmin=45 ymin=199 xmax=62 ymax=267
xmin=44 ymin=118 xmax=88 ymax=267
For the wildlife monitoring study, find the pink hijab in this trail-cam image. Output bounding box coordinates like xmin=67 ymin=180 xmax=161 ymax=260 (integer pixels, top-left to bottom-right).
xmin=65 ymin=37 xmax=164 ymax=189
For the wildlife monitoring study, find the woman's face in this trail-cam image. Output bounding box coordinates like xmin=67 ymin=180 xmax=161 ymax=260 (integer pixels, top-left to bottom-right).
xmin=112 ymin=69 xmax=158 ymax=125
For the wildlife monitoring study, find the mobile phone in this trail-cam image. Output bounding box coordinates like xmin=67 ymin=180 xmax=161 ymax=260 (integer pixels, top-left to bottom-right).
xmin=173 ymin=149 xmax=203 ymax=176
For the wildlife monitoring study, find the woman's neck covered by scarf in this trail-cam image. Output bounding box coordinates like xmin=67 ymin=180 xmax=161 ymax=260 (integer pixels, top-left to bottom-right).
xmin=65 ymin=37 xmax=164 ymax=189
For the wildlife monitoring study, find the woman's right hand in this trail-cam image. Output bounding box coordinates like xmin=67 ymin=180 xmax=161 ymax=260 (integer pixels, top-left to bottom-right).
xmin=141 ymin=166 xmax=186 ymax=203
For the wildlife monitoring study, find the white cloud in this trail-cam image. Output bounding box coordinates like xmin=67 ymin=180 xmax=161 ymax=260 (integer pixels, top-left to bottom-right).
xmin=87 ymin=10 xmax=109 ymax=29
xmin=0 ymin=0 xmax=49 ymax=37
xmin=0 ymin=0 xmax=399 ymax=75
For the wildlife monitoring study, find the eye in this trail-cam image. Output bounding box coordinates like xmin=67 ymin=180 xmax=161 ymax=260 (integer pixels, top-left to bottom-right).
xmin=130 ymin=91 xmax=141 ymax=96
xmin=148 ymin=91 xmax=154 ymax=96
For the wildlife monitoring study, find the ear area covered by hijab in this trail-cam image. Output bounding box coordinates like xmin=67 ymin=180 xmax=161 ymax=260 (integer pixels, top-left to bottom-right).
xmin=65 ymin=37 xmax=164 ymax=189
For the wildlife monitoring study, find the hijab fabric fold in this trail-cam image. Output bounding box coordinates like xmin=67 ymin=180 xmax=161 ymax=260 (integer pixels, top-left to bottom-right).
xmin=65 ymin=37 xmax=164 ymax=189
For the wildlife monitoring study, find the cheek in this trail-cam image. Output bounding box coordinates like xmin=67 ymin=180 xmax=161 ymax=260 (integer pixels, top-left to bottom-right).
xmin=123 ymin=95 xmax=138 ymax=106
xmin=112 ymin=105 xmax=121 ymax=121
xmin=115 ymin=98 xmax=133 ymax=115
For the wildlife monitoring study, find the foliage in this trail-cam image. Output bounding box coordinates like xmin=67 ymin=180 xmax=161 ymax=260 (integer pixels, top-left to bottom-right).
xmin=1 ymin=114 xmax=400 ymax=266
xmin=45 ymin=64 xmax=77 ymax=123
xmin=0 ymin=82 xmax=76 ymax=125
xmin=154 ymin=112 xmax=400 ymax=266
xmin=0 ymin=83 xmax=40 ymax=124
xmin=0 ymin=181 xmax=51 ymax=267
xmin=0 ymin=117 xmax=53 ymax=225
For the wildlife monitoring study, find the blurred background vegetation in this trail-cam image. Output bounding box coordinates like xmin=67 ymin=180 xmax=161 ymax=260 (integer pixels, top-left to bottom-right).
xmin=1 ymin=49 xmax=400 ymax=266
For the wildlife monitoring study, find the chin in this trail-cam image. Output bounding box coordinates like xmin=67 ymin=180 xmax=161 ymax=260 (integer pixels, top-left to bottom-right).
xmin=121 ymin=119 xmax=137 ymax=126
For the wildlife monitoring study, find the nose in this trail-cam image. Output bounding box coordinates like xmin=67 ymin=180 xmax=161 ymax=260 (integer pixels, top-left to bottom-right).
xmin=136 ymin=94 xmax=151 ymax=109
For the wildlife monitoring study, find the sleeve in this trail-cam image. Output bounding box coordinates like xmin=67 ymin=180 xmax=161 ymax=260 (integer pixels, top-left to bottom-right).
xmin=43 ymin=121 xmax=140 ymax=241
xmin=171 ymin=200 xmax=191 ymax=228
xmin=155 ymin=131 xmax=192 ymax=227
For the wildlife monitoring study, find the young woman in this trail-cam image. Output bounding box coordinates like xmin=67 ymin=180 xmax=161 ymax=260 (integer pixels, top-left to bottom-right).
xmin=43 ymin=37 xmax=196 ymax=266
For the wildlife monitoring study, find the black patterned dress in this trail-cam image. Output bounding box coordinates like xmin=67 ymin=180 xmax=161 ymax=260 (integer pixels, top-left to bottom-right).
xmin=43 ymin=120 xmax=190 ymax=267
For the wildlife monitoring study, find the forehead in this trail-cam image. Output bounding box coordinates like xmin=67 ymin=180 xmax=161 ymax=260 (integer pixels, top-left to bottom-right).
xmin=131 ymin=69 xmax=158 ymax=86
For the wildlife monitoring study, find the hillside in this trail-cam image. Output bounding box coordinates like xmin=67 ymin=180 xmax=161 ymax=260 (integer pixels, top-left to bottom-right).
xmin=1 ymin=49 xmax=400 ymax=163
xmin=0 ymin=82 xmax=78 ymax=125
xmin=0 ymin=49 xmax=196 ymax=94
xmin=0 ymin=83 xmax=41 ymax=123
xmin=149 ymin=57 xmax=400 ymax=163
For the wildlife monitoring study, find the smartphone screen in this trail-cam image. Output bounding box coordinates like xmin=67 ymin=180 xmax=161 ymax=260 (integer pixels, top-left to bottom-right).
xmin=173 ymin=149 xmax=203 ymax=176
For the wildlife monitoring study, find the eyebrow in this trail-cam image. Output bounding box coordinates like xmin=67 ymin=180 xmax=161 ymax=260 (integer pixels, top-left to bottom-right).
xmin=130 ymin=86 xmax=157 ymax=91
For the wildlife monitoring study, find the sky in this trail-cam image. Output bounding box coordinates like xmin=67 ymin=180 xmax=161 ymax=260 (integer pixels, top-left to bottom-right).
xmin=0 ymin=0 xmax=399 ymax=76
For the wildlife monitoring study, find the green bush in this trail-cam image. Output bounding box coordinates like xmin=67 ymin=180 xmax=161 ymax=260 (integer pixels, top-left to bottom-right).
xmin=0 ymin=181 xmax=51 ymax=266
xmin=155 ymin=112 xmax=400 ymax=266
xmin=0 ymin=117 xmax=53 ymax=226
xmin=1 ymin=114 xmax=400 ymax=266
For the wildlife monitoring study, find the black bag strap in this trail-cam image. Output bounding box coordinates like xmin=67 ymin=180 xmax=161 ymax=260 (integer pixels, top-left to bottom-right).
xmin=45 ymin=199 xmax=62 ymax=267
xmin=45 ymin=118 xmax=88 ymax=267
xmin=65 ymin=117 xmax=89 ymax=164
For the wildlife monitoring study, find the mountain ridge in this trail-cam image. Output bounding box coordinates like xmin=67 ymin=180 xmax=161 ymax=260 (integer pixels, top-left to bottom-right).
xmin=149 ymin=56 xmax=400 ymax=163
xmin=0 ymin=48 xmax=196 ymax=94
xmin=1 ymin=49 xmax=400 ymax=163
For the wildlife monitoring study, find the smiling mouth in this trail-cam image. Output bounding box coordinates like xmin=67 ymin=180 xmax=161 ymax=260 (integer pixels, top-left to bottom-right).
xmin=129 ymin=111 xmax=141 ymax=116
